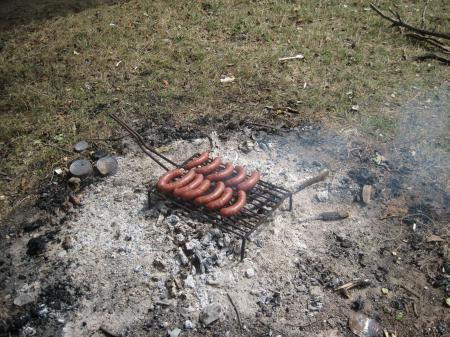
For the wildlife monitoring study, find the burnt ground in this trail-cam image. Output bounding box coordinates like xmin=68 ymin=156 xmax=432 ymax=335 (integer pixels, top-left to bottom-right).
xmin=0 ymin=87 xmax=449 ymax=337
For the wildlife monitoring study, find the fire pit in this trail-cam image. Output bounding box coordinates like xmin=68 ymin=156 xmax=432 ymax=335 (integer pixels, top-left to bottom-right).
xmin=111 ymin=114 xmax=293 ymax=260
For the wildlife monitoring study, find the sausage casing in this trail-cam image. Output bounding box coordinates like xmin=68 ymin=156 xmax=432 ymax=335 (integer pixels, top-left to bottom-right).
xmin=225 ymin=166 xmax=246 ymax=186
xmin=184 ymin=152 xmax=209 ymax=169
xmin=180 ymin=179 xmax=211 ymax=200
xmin=220 ymin=190 xmax=247 ymax=217
xmin=194 ymin=181 xmax=225 ymax=205
xmin=207 ymin=163 xmax=234 ymax=181
xmin=157 ymin=169 xmax=196 ymax=193
xmin=237 ymin=171 xmax=260 ymax=191
xmin=205 ymin=187 xmax=233 ymax=210
xmin=173 ymin=174 xmax=204 ymax=197
xmin=196 ymin=157 xmax=222 ymax=175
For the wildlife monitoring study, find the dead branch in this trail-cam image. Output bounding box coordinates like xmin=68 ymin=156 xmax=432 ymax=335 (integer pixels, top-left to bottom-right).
xmin=227 ymin=293 xmax=243 ymax=329
xmin=414 ymin=53 xmax=450 ymax=64
xmin=420 ymin=0 xmax=430 ymax=28
xmin=370 ymin=3 xmax=450 ymax=41
xmin=406 ymin=33 xmax=450 ymax=53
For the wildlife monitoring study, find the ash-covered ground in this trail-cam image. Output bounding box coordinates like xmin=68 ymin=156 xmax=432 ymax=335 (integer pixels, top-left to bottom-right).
xmin=1 ymin=88 xmax=449 ymax=337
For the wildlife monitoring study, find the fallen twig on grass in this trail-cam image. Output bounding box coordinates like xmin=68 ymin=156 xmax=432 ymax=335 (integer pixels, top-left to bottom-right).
xmin=370 ymin=3 xmax=450 ymax=40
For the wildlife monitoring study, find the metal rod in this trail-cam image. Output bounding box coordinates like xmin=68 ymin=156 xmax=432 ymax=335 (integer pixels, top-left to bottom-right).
xmin=110 ymin=114 xmax=179 ymax=170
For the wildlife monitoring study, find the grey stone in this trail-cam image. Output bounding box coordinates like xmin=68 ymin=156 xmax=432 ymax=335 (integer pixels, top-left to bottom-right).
xmin=68 ymin=177 xmax=81 ymax=190
xmin=178 ymin=248 xmax=189 ymax=266
xmin=315 ymin=190 xmax=329 ymax=202
xmin=245 ymin=268 xmax=255 ymax=278
xmin=184 ymin=275 xmax=195 ymax=289
xmin=168 ymin=328 xmax=181 ymax=337
xmin=13 ymin=293 xmax=35 ymax=306
xmin=74 ymin=141 xmax=89 ymax=152
xmin=69 ymin=159 xmax=93 ymax=178
xmin=96 ymin=156 xmax=118 ymax=176
xmin=200 ymin=303 xmax=222 ymax=326
xmin=166 ymin=214 xmax=180 ymax=226
xmin=184 ymin=320 xmax=194 ymax=330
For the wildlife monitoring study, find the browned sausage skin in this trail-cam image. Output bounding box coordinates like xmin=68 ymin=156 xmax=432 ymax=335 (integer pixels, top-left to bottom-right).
xmin=194 ymin=181 xmax=225 ymax=205
xmin=205 ymin=187 xmax=233 ymax=209
xmin=196 ymin=157 xmax=222 ymax=174
xmin=173 ymin=174 xmax=204 ymax=197
xmin=237 ymin=171 xmax=260 ymax=191
xmin=207 ymin=163 xmax=234 ymax=181
xmin=220 ymin=190 xmax=247 ymax=217
xmin=225 ymin=166 xmax=246 ymax=186
xmin=180 ymin=179 xmax=211 ymax=200
xmin=184 ymin=152 xmax=209 ymax=169
xmin=157 ymin=169 xmax=196 ymax=193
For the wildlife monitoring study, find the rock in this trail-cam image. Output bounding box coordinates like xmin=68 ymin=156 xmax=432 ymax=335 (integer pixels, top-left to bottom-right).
xmin=381 ymin=288 xmax=389 ymax=295
xmin=23 ymin=219 xmax=45 ymax=232
xmin=185 ymin=241 xmax=196 ymax=251
xmin=362 ymin=185 xmax=373 ymax=204
xmin=68 ymin=177 xmax=81 ymax=190
xmin=316 ymin=190 xmax=330 ymax=202
xmin=184 ymin=275 xmax=195 ymax=289
xmin=184 ymin=320 xmax=194 ymax=330
xmin=92 ymin=149 xmax=108 ymax=160
xmin=69 ymin=194 xmax=82 ymax=206
xmin=62 ymin=236 xmax=74 ymax=250
xmin=27 ymin=236 xmax=47 ymax=256
xmin=74 ymin=140 xmax=89 ymax=152
xmin=166 ymin=214 xmax=180 ymax=226
xmin=178 ymin=248 xmax=189 ymax=266
xmin=96 ymin=156 xmax=118 ymax=176
xmin=13 ymin=293 xmax=35 ymax=306
xmin=69 ymin=159 xmax=93 ymax=178
xmin=167 ymin=328 xmax=181 ymax=337
xmin=238 ymin=140 xmax=255 ymax=154
xmin=200 ymin=303 xmax=222 ymax=326
xmin=352 ymin=297 xmax=365 ymax=311
xmin=245 ymin=268 xmax=255 ymax=278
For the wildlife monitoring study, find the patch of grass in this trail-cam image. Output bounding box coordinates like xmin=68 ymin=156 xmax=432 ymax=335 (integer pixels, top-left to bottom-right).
xmin=0 ymin=0 xmax=449 ymax=218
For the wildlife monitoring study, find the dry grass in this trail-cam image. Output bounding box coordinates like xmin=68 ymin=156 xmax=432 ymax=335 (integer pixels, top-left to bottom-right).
xmin=0 ymin=0 xmax=449 ymax=218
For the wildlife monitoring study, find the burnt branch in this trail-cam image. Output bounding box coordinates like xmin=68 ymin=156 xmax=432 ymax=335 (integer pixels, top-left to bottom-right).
xmin=370 ymin=3 xmax=450 ymax=41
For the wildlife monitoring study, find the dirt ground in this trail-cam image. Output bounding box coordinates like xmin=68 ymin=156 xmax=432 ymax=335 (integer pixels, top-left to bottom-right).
xmin=0 ymin=85 xmax=448 ymax=337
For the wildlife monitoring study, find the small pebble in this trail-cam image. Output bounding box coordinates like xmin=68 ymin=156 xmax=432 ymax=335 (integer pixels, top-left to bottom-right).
xmin=74 ymin=141 xmax=89 ymax=152
xmin=245 ymin=268 xmax=255 ymax=278
xmin=69 ymin=159 xmax=93 ymax=178
xmin=96 ymin=156 xmax=118 ymax=176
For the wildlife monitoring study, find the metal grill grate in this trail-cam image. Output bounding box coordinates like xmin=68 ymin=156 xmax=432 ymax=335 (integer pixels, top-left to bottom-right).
xmin=150 ymin=153 xmax=293 ymax=260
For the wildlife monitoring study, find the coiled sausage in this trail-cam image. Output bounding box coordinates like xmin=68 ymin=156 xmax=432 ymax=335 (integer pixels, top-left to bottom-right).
xmin=157 ymin=169 xmax=196 ymax=193
xmin=207 ymin=163 xmax=234 ymax=181
xmin=196 ymin=157 xmax=222 ymax=175
xmin=180 ymin=179 xmax=211 ymax=200
xmin=205 ymin=187 xmax=233 ymax=210
xmin=184 ymin=152 xmax=209 ymax=169
xmin=173 ymin=174 xmax=204 ymax=197
xmin=237 ymin=171 xmax=260 ymax=191
xmin=225 ymin=166 xmax=246 ymax=186
xmin=220 ymin=190 xmax=247 ymax=217
xmin=194 ymin=181 xmax=225 ymax=205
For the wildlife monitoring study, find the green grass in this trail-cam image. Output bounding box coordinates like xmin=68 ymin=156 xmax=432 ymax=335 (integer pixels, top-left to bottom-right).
xmin=0 ymin=0 xmax=449 ymax=218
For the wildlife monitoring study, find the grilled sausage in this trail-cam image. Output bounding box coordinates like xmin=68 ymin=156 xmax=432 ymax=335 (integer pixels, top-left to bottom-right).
xmin=220 ymin=190 xmax=247 ymax=217
xmin=194 ymin=181 xmax=225 ymax=205
xmin=184 ymin=152 xmax=209 ymax=169
xmin=196 ymin=157 xmax=222 ymax=175
xmin=157 ymin=169 xmax=196 ymax=193
xmin=207 ymin=163 xmax=234 ymax=181
xmin=180 ymin=179 xmax=211 ymax=200
xmin=173 ymin=174 xmax=204 ymax=197
xmin=225 ymin=166 xmax=246 ymax=186
xmin=237 ymin=171 xmax=260 ymax=191
xmin=205 ymin=187 xmax=233 ymax=210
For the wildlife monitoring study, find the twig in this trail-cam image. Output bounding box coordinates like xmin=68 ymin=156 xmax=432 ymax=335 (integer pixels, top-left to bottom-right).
xmin=370 ymin=3 xmax=450 ymax=40
xmin=227 ymin=293 xmax=242 ymax=329
xmin=414 ymin=53 xmax=450 ymax=64
xmin=406 ymin=33 xmax=450 ymax=53
xmin=399 ymin=284 xmax=420 ymax=298
xmin=99 ymin=326 xmax=121 ymax=337
xmin=42 ymin=142 xmax=73 ymax=154
xmin=421 ymin=0 xmax=430 ymax=28
xmin=334 ymin=279 xmax=371 ymax=298
xmin=294 ymin=170 xmax=329 ymax=194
